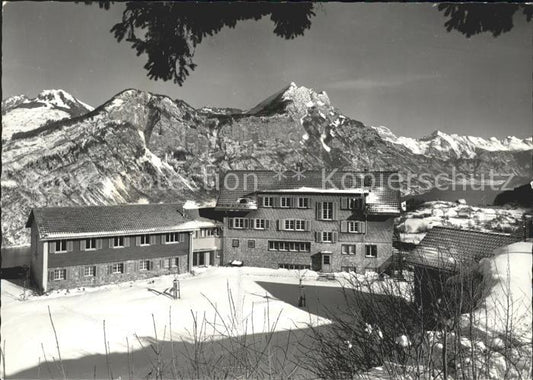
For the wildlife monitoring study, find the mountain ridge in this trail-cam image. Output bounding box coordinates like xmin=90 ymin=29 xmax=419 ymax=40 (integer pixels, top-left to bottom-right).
xmin=1 ymin=83 xmax=532 ymax=246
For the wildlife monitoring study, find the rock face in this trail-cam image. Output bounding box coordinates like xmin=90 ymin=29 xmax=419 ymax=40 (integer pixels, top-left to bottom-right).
xmin=2 ymin=89 xmax=94 ymax=141
xmin=2 ymin=83 xmax=532 ymax=246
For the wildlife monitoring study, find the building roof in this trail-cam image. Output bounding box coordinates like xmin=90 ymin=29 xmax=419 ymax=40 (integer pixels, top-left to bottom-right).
xmin=26 ymin=203 xmax=200 ymax=240
xmin=405 ymin=226 xmax=520 ymax=271
xmin=216 ymin=170 xmax=401 ymax=215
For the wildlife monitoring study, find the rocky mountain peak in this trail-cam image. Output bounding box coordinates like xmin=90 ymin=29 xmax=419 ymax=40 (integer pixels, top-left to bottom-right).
xmin=2 ymin=89 xmax=94 ymax=140
xmin=246 ymin=82 xmax=330 ymax=117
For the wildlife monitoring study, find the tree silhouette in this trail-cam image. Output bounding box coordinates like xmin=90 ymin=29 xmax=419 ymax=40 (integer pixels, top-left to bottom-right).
xmin=437 ymin=3 xmax=532 ymax=38
xmin=86 ymin=2 xmax=530 ymax=85
xmin=96 ymin=2 xmax=315 ymax=85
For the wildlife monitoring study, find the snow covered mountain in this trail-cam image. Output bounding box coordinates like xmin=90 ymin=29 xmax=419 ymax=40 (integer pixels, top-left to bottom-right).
xmin=1 ymin=83 xmax=532 ymax=246
xmin=372 ymin=126 xmax=533 ymax=159
xmin=1 ymin=89 xmax=93 ymax=140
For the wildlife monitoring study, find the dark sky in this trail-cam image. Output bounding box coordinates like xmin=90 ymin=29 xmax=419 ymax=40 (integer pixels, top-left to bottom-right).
xmin=2 ymin=2 xmax=532 ymax=139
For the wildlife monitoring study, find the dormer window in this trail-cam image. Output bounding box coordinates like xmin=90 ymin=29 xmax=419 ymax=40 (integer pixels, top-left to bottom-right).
xmin=280 ymin=197 xmax=292 ymax=208
xmin=262 ymin=196 xmax=274 ymax=207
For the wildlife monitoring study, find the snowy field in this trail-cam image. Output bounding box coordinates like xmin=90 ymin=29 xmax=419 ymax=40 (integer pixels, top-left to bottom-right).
xmin=1 ymin=267 xmax=349 ymax=377
xmin=397 ymin=201 xmax=527 ymax=244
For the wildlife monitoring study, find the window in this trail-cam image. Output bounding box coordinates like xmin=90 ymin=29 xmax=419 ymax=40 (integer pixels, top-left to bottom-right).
xmin=262 ymin=196 xmax=273 ymax=207
xmin=53 ymin=269 xmax=66 ymax=280
xmin=140 ymin=234 xmax=150 ymax=246
xmin=232 ymin=239 xmax=240 ymax=248
xmin=170 ymin=257 xmax=179 ymax=268
xmin=254 ymin=219 xmax=266 ymax=230
xmin=200 ymin=228 xmax=216 ymax=237
xmin=297 ymin=197 xmax=309 ymax=208
xmin=113 ymin=236 xmax=124 ymax=248
xmin=323 ymin=255 xmax=331 ymax=265
xmin=55 ymin=240 xmax=67 ymax=253
xmin=349 ymin=197 xmax=364 ymax=210
xmin=348 ymin=221 xmax=364 ymax=233
xmin=268 ymin=241 xmax=310 ymax=253
xmin=341 ymin=266 xmax=357 ymax=273
xmin=295 ymin=220 xmax=306 ymax=231
xmin=280 ymin=197 xmax=292 ymax=208
xmin=165 ymin=232 xmax=180 ymax=244
xmin=85 ymin=238 xmax=97 ymax=250
xmin=279 ymin=264 xmax=311 ymax=270
xmin=284 ymin=219 xmax=295 ymax=230
xmin=112 ymin=263 xmax=124 ymax=274
xmin=282 ymin=219 xmax=306 ymax=231
xmin=84 ymin=266 xmax=96 ymax=277
xmin=322 ymin=232 xmax=333 ymax=243
xmin=365 ymin=245 xmax=378 ymax=258
xmin=233 ymin=218 xmax=246 ymax=229
xmin=248 ymin=240 xmax=255 ymax=248
xmin=341 ymin=244 xmax=356 ymax=255
xmin=322 ymin=202 xmax=333 ymax=220
xmin=139 ymin=260 xmax=151 ymax=271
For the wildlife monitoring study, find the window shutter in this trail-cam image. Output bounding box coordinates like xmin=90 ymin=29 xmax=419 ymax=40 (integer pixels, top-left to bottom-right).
xmin=66 ymin=241 xmax=73 ymax=252
xmin=315 ymin=232 xmax=322 ymax=243
xmin=96 ymin=239 xmax=102 ymax=249
xmin=159 ymin=259 xmax=164 ymax=269
xmin=80 ymin=239 xmax=86 ymax=251
xmin=136 ymin=236 xmax=141 ymax=246
xmin=276 ymin=220 xmax=280 ymax=231
xmin=340 ymin=221 xmax=348 ymax=233
xmin=228 ymin=218 xmax=234 ymax=229
xmin=48 ymin=271 xmax=53 ymax=281
xmin=107 ymin=265 xmax=112 ymax=275
xmin=342 ymin=197 xmax=348 ymax=210
xmin=244 ymin=219 xmax=249 ymax=229
xmin=332 ymin=232 xmax=338 ymax=243
xmin=292 ymin=197 xmax=298 ymax=208
xmin=124 ymin=237 xmax=130 ymax=247
xmin=360 ymin=222 xmax=366 ymax=234
xmin=49 ymin=242 xmax=56 ymax=254
xmin=272 ymin=197 xmax=279 ymax=208
xmin=150 ymin=261 xmax=154 ymax=270
xmin=265 ymin=220 xmax=270 ymax=230
xmin=249 ymin=218 xmax=254 ymax=229
xmin=150 ymin=235 xmax=157 ymax=245
xmin=305 ymin=221 xmax=310 ymax=231
xmin=316 ymin=202 xmax=323 ymax=220
xmin=258 ymin=196 xmax=263 ymax=207
xmin=109 ymin=238 xmax=114 ymax=248
xmin=134 ymin=261 xmax=139 ymax=272
xmin=332 ymin=203 xmax=337 ymax=220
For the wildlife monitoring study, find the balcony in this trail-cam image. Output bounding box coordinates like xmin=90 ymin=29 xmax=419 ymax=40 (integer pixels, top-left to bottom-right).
xmin=193 ymin=236 xmax=222 ymax=251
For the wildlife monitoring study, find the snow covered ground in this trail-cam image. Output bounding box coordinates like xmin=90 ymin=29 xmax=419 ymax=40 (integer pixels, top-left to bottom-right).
xmin=396 ymin=201 xmax=527 ymax=244
xmin=1 ymin=267 xmax=344 ymax=377
xmin=464 ymin=242 xmax=532 ymax=343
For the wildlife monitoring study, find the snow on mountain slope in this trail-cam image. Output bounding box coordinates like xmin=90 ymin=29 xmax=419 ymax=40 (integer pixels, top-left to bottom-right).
xmin=372 ymin=126 xmax=533 ymax=158
xmin=1 ymin=89 xmax=93 ymax=140
xmin=2 ymin=83 xmax=532 ymax=246
xmin=246 ymin=81 xmax=330 ymax=117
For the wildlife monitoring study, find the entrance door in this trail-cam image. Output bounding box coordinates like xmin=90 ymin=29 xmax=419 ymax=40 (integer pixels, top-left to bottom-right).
xmin=322 ymin=254 xmax=331 ymax=272
xmin=193 ymin=252 xmax=205 ymax=266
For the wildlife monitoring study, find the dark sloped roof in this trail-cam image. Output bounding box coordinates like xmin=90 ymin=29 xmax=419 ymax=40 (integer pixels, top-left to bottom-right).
xmin=405 ymin=226 xmax=520 ymax=271
xmin=27 ymin=203 xmax=194 ymax=240
xmin=216 ymin=170 xmax=401 ymax=215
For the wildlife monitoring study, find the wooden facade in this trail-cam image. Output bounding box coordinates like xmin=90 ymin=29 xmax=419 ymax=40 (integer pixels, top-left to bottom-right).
xmin=26 ymin=204 xmax=222 ymax=292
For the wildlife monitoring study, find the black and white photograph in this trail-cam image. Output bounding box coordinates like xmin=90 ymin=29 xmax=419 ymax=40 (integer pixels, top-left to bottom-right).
xmin=1 ymin=2 xmax=532 ymax=379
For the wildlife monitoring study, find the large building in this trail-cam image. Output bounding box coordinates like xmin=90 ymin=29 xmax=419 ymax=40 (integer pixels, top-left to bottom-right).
xmin=215 ymin=170 xmax=401 ymax=273
xmin=26 ymin=204 xmax=221 ymax=292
